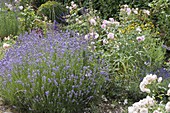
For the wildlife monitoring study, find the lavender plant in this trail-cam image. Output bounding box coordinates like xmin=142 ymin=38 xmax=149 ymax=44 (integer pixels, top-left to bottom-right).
xmin=0 ymin=30 xmax=109 ymax=113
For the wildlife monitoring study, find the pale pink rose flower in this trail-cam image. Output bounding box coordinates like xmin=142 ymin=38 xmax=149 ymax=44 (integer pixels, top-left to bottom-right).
xmin=112 ymin=21 xmax=120 ymax=25
xmin=126 ymin=8 xmax=131 ymax=15
xmin=101 ymin=24 xmax=106 ymax=29
xmin=72 ymin=4 xmax=77 ymax=9
xmin=136 ymin=35 xmax=145 ymax=42
xmin=109 ymin=18 xmax=114 ymax=22
xmin=89 ymin=18 xmax=97 ymax=26
xmin=102 ymin=20 xmax=111 ymax=25
xmin=143 ymin=10 xmax=150 ymax=15
xmin=3 ymin=43 xmax=10 ymax=49
xmin=107 ymin=33 xmax=114 ymax=39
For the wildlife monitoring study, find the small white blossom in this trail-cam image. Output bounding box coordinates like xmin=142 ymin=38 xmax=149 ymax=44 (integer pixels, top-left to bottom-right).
xmin=136 ymin=26 xmax=142 ymax=32
xmin=168 ymin=83 xmax=170 ymax=88
xmin=4 ymin=36 xmax=10 ymax=41
xmin=18 ymin=6 xmax=23 ymax=10
xmin=84 ymin=34 xmax=89 ymax=40
xmin=103 ymin=39 xmax=108 ymax=44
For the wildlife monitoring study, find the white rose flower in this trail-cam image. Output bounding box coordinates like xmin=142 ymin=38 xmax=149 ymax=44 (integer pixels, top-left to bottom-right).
xmin=168 ymin=83 xmax=170 ymax=88
xmin=146 ymin=96 xmax=155 ymax=106
xmin=167 ymin=89 xmax=170 ymax=96
xmin=84 ymin=34 xmax=89 ymax=40
xmin=128 ymin=106 xmax=135 ymax=113
xmin=157 ymin=77 xmax=162 ymax=83
xmin=18 ymin=6 xmax=23 ymax=10
xmin=165 ymin=102 xmax=170 ymax=112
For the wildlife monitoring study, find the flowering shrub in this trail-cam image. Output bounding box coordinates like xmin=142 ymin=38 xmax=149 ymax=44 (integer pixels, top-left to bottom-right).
xmin=128 ymin=74 xmax=170 ymax=113
xmin=64 ymin=4 xmax=166 ymax=103
xmin=0 ymin=30 xmax=109 ymax=112
xmin=64 ymin=1 xmax=101 ymax=34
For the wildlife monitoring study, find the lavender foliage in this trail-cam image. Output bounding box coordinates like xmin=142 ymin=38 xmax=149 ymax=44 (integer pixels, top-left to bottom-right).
xmin=0 ymin=30 xmax=109 ymax=113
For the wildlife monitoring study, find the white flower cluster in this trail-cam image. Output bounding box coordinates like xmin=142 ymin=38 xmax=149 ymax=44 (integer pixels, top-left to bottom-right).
xmin=101 ymin=18 xmax=119 ymax=29
xmin=140 ymin=74 xmax=159 ymax=93
xmin=120 ymin=5 xmax=139 ymax=15
xmin=129 ymin=74 xmax=170 ymax=113
xmin=66 ymin=1 xmax=77 ymax=10
xmin=165 ymin=84 xmax=170 ymax=112
xmin=139 ymin=74 xmax=163 ymax=93
xmin=128 ymin=96 xmax=155 ymax=113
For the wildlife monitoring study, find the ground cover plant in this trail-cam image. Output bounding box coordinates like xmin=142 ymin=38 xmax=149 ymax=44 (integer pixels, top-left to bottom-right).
xmin=0 ymin=0 xmax=170 ymax=113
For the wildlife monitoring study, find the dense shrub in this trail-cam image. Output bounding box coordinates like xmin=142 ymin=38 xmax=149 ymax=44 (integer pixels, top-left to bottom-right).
xmin=0 ymin=30 xmax=109 ymax=113
xmin=37 ymin=1 xmax=68 ymax=23
xmin=0 ymin=11 xmax=19 ymax=38
xmin=31 ymin=0 xmax=49 ymax=9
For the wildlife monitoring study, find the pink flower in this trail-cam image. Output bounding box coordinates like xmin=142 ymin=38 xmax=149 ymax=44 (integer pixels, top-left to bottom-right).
xmin=126 ymin=8 xmax=131 ymax=15
xmin=109 ymin=18 xmax=114 ymax=22
xmin=101 ymin=24 xmax=106 ymax=29
xmin=102 ymin=20 xmax=111 ymax=25
xmin=136 ymin=36 xmax=145 ymax=42
xmin=107 ymin=33 xmax=114 ymax=39
xmin=89 ymin=18 xmax=97 ymax=26
xmin=3 ymin=43 xmax=10 ymax=49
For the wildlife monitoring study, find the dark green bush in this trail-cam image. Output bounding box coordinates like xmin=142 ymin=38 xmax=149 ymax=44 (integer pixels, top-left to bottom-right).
xmin=37 ymin=1 xmax=68 ymax=23
xmin=19 ymin=0 xmax=49 ymax=9
xmin=0 ymin=11 xmax=19 ymax=38
xmin=149 ymin=0 xmax=170 ymax=46
xmin=31 ymin=0 xmax=49 ymax=9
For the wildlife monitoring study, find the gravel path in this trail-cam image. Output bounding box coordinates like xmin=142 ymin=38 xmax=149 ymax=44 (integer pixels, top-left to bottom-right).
xmin=0 ymin=98 xmax=16 ymax=113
